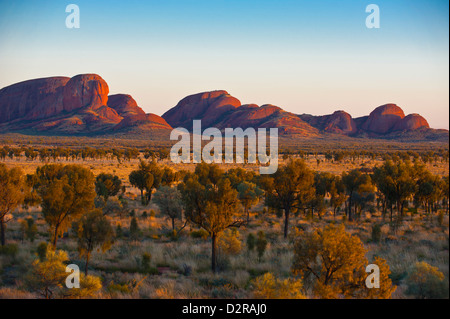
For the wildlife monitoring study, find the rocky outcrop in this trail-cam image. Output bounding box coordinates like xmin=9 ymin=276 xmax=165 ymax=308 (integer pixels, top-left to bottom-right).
xmin=361 ymin=104 xmax=405 ymax=134
xmin=62 ymin=74 xmax=109 ymax=112
xmin=162 ymin=90 xmax=241 ymax=129
xmin=299 ymin=110 xmax=357 ymax=135
xmin=393 ymin=113 xmax=429 ymax=131
xmin=216 ymin=104 xmax=319 ymax=136
xmin=0 ymin=75 xmax=444 ymax=141
xmin=107 ymin=94 xmax=146 ymax=117
xmin=0 ymin=77 xmax=70 ymax=123
xmin=0 ymin=74 xmax=172 ymax=135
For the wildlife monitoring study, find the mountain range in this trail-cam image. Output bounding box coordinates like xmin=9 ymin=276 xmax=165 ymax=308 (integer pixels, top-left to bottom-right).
xmin=0 ymin=73 xmax=448 ymax=142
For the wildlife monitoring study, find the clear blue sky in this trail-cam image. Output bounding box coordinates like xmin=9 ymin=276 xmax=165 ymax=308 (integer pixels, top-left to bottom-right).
xmin=0 ymin=0 xmax=448 ymax=129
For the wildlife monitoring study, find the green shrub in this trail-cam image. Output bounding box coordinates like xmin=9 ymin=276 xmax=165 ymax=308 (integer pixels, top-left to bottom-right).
xmin=256 ymin=231 xmax=268 ymax=262
xmin=0 ymin=244 xmax=18 ymax=258
xmin=36 ymin=242 xmax=47 ymax=261
xmin=371 ymin=224 xmax=382 ymax=243
xmin=247 ymin=233 xmax=256 ymax=252
xmin=405 ymin=262 xmax=448 ymax=299
xmin=141 ymin=252 xmax=152 ymax=270
xmin=190 ymin=229 xmax=209 ymax=240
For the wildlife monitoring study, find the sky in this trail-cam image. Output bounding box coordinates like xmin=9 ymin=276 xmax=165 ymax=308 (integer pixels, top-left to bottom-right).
xmin=0 ymin=0 xmax=448 ymax=129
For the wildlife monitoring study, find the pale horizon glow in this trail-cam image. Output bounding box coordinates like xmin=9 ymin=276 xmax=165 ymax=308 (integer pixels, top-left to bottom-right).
xmin=0 ymin=0 xmax=448 ymax=129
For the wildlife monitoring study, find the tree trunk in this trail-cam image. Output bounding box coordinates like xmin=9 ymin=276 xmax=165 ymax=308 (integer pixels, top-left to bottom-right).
xmin=348 ymin=192 xmax=353 ymax=221
xmin=284 ymin=208 xmax=290 ymax=239
xmin=140 ymin=189 xmax=145 ymax=205
xmin=211 ymin=233 xmax=217 ymax=273
xmin=85 ymin=253 xmax=91 ymax=276
xmin=52 ymin=225 xmax=59 ymax=248
xmin=0 ymin=217 xmax=6 ymax=247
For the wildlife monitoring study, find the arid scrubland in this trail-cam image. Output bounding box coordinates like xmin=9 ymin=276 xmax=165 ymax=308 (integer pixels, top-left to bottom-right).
xmin=0 ymin=141 xmax=448 ymax=299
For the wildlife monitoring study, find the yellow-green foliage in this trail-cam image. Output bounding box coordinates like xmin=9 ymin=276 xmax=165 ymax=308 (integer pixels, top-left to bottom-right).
xmin=217 ymin=229 xmax=242 ymax=256
xmin=252 ymin=273 xmax=306 ymax=299
xmin=406 ymin=261 xmax=447 ymax=299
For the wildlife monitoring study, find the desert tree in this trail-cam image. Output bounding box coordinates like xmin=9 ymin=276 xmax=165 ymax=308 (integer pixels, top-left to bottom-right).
xmin=0 ymin=164 xmax=27 ymax=246
xmin=179 ymin=164 xmax=245 ymax=273
xmin=129 ymin=216 xmax=141 ymax=241
xmin=237 ymin=181 xmax=263 ymax=224
xmin=405 ymin=261 xmax=447 ymax=299
xmin=373 ymin=160 xmax=416 ymax=221
xmin=329 ymin=176 xmax=346 ymax=218
xmin=26 ymin=247 xmax=102 ymax=299
xmin=95 ymin=173 xmax=123 ymax=203
xmin=414 ymin=172 xmax=443 ymax=216
xmin=252 ymin=272 xmax=306 ymax=299
xmin=225 ymin=167 xmax=256 ymax=189
xmin=342 ymin=169 xmax=373 ymax=221
xmin=31 ymin=164 xmax=96 ymax=247
xmin=292 ymin=224 xmax=396 ymax=299
xmin=260 ymin=159 xmax=315 ymax=238
xmin=129 ymin=160 xmax=173 ymax=206
xmin=72 ymin=210 xmax=114 ymax=275
xmin=129 ymin=168 xmax=154 ymax=206
xmin=153 ymin=185 xmax=185 ymax=234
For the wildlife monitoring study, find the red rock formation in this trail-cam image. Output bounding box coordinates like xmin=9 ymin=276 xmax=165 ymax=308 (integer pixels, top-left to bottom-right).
xmin=114 ymin=113 xmax=172 ymax=131
xmin=162 ymin=90 xmax=241 ymax=128
xmin=0 ymin=77 xmax=70 ymax=123
xmin=299 ymin=110 xmax=356 ymax=135
xmin=107 ymin=94 xmax=146 ymax=117
xmin=361 ymin=104 xmax=406 ymax=134
xmin=393 ymin=113 xmax=430 ymax=131
xmin=0 ymin=75 xmax=443 ymax=141
xmin=62 ymin=74 xmax=109 ymax=111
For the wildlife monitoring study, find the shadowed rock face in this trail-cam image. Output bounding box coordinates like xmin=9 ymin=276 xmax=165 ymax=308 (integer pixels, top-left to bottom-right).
xmin=361 ymin=104 xmax=406 ymax=134
xmin=0 ymin=77 xmax=70 ymax=123
xmin=0 ymin=75 xmax=444 ymax=140
xmin=108 ymin=94 xmax=146 ymax=117
xmin=62 ymin=74 xmax=109 ymax=112
xmin=162 ymin=90 xmax=241 ymax=129
xmin=299 ymin=110 xmax=356 ymax=135
xmin=162 ymin=92 xmax=319 ymax=136
xmin=393 ymin=113 xmax=429 ymax=131
xmin=0 ymin=74 xmax=171 ymax=135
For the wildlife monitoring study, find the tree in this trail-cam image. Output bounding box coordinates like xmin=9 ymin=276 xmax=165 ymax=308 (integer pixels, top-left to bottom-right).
xmin=0 ymin=164 xmax=27 ymax=246
xmin=247 ymin=233 xmax=256 ymax=252
xmin=31 ymin=164 xmax=96 ymax=247
xmin=292 ymin=224 xmax=396 ymax=299
xmin=129 ymin=168 xmax=154 ymax=206
xmin=256 ymin=230 xmax=268 ymax=262
xmin=372 ymin=160 xmax=415 ymax=222
xmin=260 ymin=159 xmax=315 ymax=238
xmin=129 ymin=160 xmax=169 ymax=206
xmin=22 ymin=217 xmax=37 ymax=242
xmin=129 ymin=216 xmax=141 ymax=241
xmin=237 ymin=181 xmax=263 ymax=224
xmin=329 ymin=176 xmax=346 ymax=218
xmin=95 ymin=173 xmax=122 ymax=202
xmin=26 ymin=247 xmax=102 ymax=299
xmin=153 ymin=186 xmax=185 ymax=233
xmin=405 ymin=261 xmax=448 ymax=299
xmin=252 ymin=273 xmax=306 ymax=299
xmin=342 ymin=169 xmax=373 ymax=221
xmin=179 ymin=164 xmax=245 ymax=273
xmin=72 ymin=210 xmax=114 ymax=275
